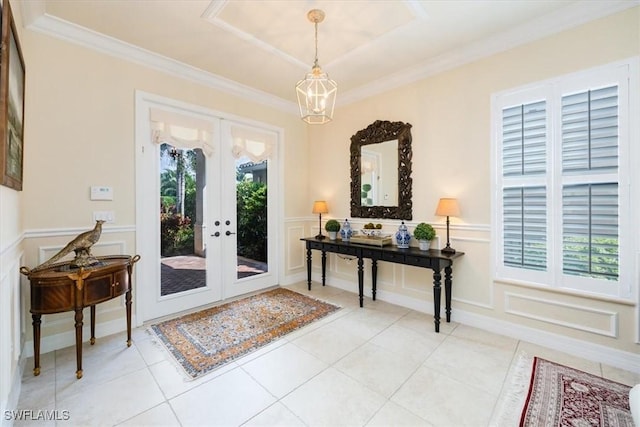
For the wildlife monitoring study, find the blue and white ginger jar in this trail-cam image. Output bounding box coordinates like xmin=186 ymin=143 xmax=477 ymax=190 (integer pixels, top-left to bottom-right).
xmin=395 ymin=221 xmax=411 ymax=248
xmin=340 ymin=219 xmax=353 ymax=242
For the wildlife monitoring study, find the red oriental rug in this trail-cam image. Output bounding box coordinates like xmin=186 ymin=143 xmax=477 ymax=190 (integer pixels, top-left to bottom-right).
xmin=520 ymin=357 xmax=633 ymax=426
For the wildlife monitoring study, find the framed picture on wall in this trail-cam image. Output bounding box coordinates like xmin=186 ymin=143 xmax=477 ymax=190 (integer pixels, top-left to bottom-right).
xmin=0 ymin=0 xmax=25 ymax=191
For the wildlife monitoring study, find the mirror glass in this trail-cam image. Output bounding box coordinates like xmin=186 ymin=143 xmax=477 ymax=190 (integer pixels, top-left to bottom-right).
xmin=360 ymin=140 xmax=398 ymax=207
xmin=350 ymin=120 xmax=412 ymax=220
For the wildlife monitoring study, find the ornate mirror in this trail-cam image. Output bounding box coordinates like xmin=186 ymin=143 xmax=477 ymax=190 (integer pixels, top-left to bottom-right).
xmin=350 ymin=120 xmax=412 ymax=219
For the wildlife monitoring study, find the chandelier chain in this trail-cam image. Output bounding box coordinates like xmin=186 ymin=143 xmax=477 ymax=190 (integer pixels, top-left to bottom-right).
xmin=314 ymin=20 xmax=319 ymax=67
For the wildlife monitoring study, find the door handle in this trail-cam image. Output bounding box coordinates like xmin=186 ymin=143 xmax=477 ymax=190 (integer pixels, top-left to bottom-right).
xmin=211 ymin=231 xmax=220 ymax=237
xmin=225 ymin=231 xmax=236 ymax=236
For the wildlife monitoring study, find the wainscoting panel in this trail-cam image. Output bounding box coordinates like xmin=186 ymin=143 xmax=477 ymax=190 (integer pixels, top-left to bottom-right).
xmin=286 ymin=225 xmax=305 ymax=272
xmin=0 ymin=240 xmax=24 ymax=421
xmin=505 ymin=292 xmax=619 ymax=337
xmin=448 ymin=237 xmax=493 ymax=309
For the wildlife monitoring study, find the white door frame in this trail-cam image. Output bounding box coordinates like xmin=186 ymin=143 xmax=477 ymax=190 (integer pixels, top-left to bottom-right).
xmin=220 ymin=120 xmax=280 ymax=299
xmin=134 ymin=91 xmax=282 ymax=324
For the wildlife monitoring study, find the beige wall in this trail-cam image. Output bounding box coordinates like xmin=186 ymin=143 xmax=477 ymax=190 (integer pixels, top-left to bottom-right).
xmin=22 ymin=34 xmax=308 ymax=231
xmin=14 ymin=6 xmax=308 ymax=360
xmin=299 ymin=7 xmax=639 ymax=358
xmin=1 ymin=0 xmax=26 ymax=416
xmin=3 ymin=4 xmax=639 ymax=412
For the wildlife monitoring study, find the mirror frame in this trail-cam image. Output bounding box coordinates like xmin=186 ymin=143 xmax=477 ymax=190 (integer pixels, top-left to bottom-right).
xmin=350 ymin=120 xmax=413 ymax=220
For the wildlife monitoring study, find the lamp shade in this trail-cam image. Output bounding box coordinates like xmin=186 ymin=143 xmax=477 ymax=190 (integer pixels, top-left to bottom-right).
xmin=435 ymin=198 xmax=460 ymax=217
xmin=312 ymin=200 xmax=329 ymax=214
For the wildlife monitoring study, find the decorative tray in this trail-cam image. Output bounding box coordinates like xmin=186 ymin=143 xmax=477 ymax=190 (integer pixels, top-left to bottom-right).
xmin=349 ymin=234 xmax=393 ymax=247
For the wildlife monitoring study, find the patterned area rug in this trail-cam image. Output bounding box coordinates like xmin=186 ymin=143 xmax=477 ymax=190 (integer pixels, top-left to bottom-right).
xmin=150 ymin=288 xmax=340 ymax=379
xmin=492 ymin=353 xmax=633 ymax=426
xmin=520 ymin=357 xmax=633 ymax=426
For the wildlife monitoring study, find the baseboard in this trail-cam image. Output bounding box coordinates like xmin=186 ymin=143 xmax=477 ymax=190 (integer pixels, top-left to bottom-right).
xmin=281 ymin=271 xmax=307 ymax=286
xmin=300 ymin=272 xmax=640 ymax=375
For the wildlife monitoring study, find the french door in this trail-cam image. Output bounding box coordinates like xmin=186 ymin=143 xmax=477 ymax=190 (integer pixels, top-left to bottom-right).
xmin=135 ymin=92 xmax=279 ymax=322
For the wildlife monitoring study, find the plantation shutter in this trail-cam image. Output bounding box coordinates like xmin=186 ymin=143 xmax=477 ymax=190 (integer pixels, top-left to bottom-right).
xmin=561 ymin=86 xmax=618 ymax=174
xmin=501 ymin=100 xmax=547 ymax=272
xmin=503 ymin=187 xmax=547 ymax=271
xmin=502 ymin=101 xmax=546 ymax=177
xmin=561 ymin=85 xmax=619 ymax=281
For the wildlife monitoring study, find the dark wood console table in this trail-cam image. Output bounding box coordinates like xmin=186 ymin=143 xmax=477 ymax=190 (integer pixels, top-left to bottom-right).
xmin=301 ymin=237 xmax=463 ymax=332
xmin=21 ymin=255 xmax=140 ymax=379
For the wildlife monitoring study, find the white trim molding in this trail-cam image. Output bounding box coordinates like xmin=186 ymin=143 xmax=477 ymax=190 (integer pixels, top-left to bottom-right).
xmin=504 ymin=292 xmax=619 ymax=338
xmin=23 ymin=225 xmax=136 ymax=240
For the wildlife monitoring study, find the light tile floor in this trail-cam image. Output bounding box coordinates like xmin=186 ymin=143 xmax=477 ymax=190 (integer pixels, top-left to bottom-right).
xmin=15 ymin=282 xmax=639 ymax=426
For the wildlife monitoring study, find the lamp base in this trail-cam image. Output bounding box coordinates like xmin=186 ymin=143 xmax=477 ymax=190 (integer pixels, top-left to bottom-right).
xmin=315 ymin=234 xmax=326 ymax=240
xmin=441 ymin=246 xmax=456 ymax=254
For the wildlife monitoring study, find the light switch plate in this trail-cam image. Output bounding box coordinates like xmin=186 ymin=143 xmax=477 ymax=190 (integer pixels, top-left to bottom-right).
xmin=90 ymin=186 xmax=113 ymax=200
xmin=93 ymin=211 xmax=115 ymax=223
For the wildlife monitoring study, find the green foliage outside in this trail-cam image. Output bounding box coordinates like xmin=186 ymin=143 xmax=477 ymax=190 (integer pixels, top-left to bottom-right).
xmin=507 ymin=236 xmax=619 ymax=280
xmin=159 ymin=147 xmax=269 ymax=263
xmin=236 ymin=180 xmax=268 ymax=262
xmin=563 ymin=236 xmax=618 ymax=280
xmin=160 ymin=147 xmax=197 ymax=257
xmin=160 ymin=206 xmax=194 ymax=256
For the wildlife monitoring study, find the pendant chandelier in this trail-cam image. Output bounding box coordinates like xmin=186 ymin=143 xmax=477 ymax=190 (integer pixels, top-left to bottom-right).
xmin=295 ymin=9 xmax=337 ymax=125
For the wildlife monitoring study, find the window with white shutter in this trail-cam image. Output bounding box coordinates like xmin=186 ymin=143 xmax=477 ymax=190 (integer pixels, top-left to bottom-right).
xmin=493 ymin=60 xmax=636 ymax=299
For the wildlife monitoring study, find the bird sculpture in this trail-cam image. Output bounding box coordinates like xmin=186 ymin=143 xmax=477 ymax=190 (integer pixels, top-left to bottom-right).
xmin=34 ymin=220 xmax=106 ymax=271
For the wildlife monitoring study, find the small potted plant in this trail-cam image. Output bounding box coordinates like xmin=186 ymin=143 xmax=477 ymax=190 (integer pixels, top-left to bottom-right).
xmin=413 ymin=222 xmax=435 ymax=250
xmin=325 ymin=219 xmax=340 ymax=240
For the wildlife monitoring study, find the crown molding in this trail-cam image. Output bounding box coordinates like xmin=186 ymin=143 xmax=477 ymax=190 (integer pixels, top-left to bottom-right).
xmin=20 ymin=0 xmax=639 ymax=110
xmin=22 ymin=4 xmax=298 ymax=115
xmin=339 ymin=0 xmax=639 ymax=105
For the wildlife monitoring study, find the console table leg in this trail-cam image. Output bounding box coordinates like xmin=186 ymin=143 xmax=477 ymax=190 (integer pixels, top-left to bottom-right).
xmin=371 ymin=259 xmax=378 ymax=301
xmin=126 ymin=290 xmax=132 ymax=347
xmin=32 ymin=314 xmax=41 ymax=376
xmin=306 ymin=246 xmax=312 ymax=290
xmin=321 ymin=251 xmax=327 ymax=286
xmin=90 ymin=305 xmax=96 ymax=345
xmin=358 ymin=257 xmax=364 ymax=307
xmin=432 ymin=270 xmax=442 ymax=333
xmin=74 ymin=308 xmax=84 ymax=379
xmin=444 ymin=265 xmax=453 ymax=323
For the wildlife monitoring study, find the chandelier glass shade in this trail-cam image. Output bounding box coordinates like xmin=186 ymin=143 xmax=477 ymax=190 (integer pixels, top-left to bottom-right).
xmin=296 ymin=9 xmax=337 ymax=125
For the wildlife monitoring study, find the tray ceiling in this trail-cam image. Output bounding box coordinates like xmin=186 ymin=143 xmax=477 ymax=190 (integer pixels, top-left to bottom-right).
xmin=22 ymin=0 xmax=637 ymax=111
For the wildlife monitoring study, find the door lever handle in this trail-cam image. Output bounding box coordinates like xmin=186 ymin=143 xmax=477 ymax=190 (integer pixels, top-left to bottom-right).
xmin=211 ymin=231 xmax=220 ymax=237
xmin=225 ymin=231 xmax=236 ymax=236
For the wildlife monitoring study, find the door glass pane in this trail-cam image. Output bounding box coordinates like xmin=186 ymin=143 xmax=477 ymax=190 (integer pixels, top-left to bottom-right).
xmin=236 ymin=156 xmax=268 ymax=279
xmin=160 ymin=143 xmax=207 ymax=295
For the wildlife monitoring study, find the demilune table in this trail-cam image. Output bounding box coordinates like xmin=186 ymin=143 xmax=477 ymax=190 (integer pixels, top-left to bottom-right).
xmin=301 ymin=237 xmax=464 ymax=332
xmin=21 ymin=255 xmax=140 ymax=379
